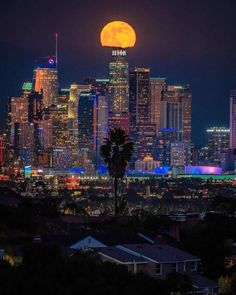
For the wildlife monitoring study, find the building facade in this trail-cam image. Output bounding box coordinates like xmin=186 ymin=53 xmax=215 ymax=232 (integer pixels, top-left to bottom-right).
xmin=33 ymin=56 xmax=59 ymax=107
xmin=161 ymin=85 xmax=192 ymax=143
xmin=109 ymin=49 xmax=129 ymax=113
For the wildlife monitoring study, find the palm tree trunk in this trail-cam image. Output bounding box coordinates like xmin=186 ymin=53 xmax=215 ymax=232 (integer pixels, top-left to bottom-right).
xmin=114 ymin=177 xmax=118 ymax=217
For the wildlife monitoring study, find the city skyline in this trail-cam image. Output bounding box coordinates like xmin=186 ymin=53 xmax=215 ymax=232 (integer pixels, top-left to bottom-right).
xmin=1 ymin=0 xmax=236 ymax=145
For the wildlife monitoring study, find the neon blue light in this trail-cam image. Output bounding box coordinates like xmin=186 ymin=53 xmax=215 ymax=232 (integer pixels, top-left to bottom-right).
xmin=68 ymin=167 xmax=85 ymax=174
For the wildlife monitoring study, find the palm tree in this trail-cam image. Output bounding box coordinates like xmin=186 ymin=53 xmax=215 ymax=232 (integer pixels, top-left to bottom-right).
xmin=100 ymin=128 xmax=133 ymax=216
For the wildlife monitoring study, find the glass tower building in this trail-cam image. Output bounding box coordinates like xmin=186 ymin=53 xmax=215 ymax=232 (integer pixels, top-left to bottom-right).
xmin=108 ymin=50 xmax=129 ymax=113
xmin=33 ymin=56 xmax=59 ymax=108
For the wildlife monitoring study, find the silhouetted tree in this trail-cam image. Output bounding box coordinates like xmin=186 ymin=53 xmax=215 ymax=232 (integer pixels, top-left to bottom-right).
xmin=100 ymin=128 xmax=133 ymax=216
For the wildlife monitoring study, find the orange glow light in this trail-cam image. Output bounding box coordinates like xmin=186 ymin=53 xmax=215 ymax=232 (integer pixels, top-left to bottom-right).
xmin=100 ymin=21 xmax=136 ymax=49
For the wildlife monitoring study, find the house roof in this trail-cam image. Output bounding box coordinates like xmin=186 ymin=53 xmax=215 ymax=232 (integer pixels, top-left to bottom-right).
xmin=190 ymin=274 xmax=218 ymax=289
xmin=99 ymin=247 xmax=147 ymax=264
xmin=118 ymin=244 xmax=200 ymax=263
xmin=42 ymin=229 xmax=148 ymax=248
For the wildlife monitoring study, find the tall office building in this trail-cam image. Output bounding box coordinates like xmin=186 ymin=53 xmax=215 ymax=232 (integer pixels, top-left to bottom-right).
xmin=109 ymin=49 xmax=129 ymax=113
xmin=6 ymin=84 xmax=31 ymax=165
xmin=136 ymin=124 xmax=157 ymax=160
xmin=157 ymin=128 xmax=177 ymax=166
xmin=171 ymin=142 xmax=191 ymax=168
xmin=150 ymin=77 xmax=166 ymax=130
xmin=206 ymin=127 xmax=230 ymax=165
xmin=68 ymin=83 xmax=91 ymax=167
xmin=108 ymin=113 xmax=130 ymax=135
xmin=33 ymin=56 xmax=59 ymax=107
xmin=37 ymin=119 xmax=53 ymax=167
xmin=28 ymin=91 xmax=43 ymax=123
xmin=94 ymin=94 xmax=109 ymax=168
xmin=199 ymin=127 xmax=230 ymax=168
xmin=84 ymin=77 xmax=110 ymax=95
xmin=161 ymin=85 xmax=192 ymax=143
xmin=230 ymin=90 xmax=236 ymax=149
xmin=17 ymin=122 xmax=36 ymax=166
xmin=78 ymin=92 xmax=96 ymax=173
xmin=0 ymin=136 xmax=4 ymax=167
xmin=95 ymin=78 xmax=109 ymax=94
xmin=129 ymin=67 xmax=151 ymax=131
xmin=129 ymin=67 xmax=152 ymax=161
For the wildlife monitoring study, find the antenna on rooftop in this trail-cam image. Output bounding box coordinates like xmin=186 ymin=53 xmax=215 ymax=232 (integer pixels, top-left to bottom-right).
xmin=55 ymin=33 xmax=58 ymax=68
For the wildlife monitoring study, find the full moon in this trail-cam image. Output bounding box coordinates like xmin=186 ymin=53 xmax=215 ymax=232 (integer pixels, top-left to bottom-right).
xmin=100 ymin=21 xmax=136 ymax=49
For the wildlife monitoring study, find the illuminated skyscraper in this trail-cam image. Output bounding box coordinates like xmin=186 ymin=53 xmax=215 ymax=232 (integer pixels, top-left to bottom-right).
xmin=17 ymin=122 xmax=36 ymax=166
xmin=129 ymin=67 xmax=151 ymax=133
xmin=109 ymin=49 xmax=129 ymax=113
xmin=157 ymin=128 xmax=177 ymax=166
xmin=206 ymin=127 xmax=230 ymax=165
xmin=37 ymin=119 xmax=53 ymax=167
xmin=0 ymin=136 xmax=4 ymax=167
xmin=28 ymin=91 xmax=43 ymax=122
xmin=150 ymin=77 xmax=166 ymax=130
xmin=129 ymin=67 xmax=153 ymax=162
xmin=78 ymin=92 xmax=96 ymax=172
xmin=68 ymin=83 xmax=92 ymax=167
xmin=230 ymin=90 xmax=236 ymax=149
xmin=94 ymin=94 xmax=109 ymax=168
xmin=161 ymin=85 xmax=192 ymax=143
xmin=95 ymin=78 xmax=109 ymax=94
xmin=199 ymin=127 xmax=230 ymax=169
xmin=171 ymin=142 xmax=191 ymax=168
xmin=136 ymin=124 xmax=157 ymax=160
xmin=108 ymin=113 xmax=130 ymax=135
xmin=6 ymin=84 xmax=31 ymax=165
xmin=33 ymin=56 xmax=58 ymax=107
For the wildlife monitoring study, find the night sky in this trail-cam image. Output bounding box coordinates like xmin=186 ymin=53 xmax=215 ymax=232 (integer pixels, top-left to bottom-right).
xmin=1 ymin=0 xmax=236 ymax=145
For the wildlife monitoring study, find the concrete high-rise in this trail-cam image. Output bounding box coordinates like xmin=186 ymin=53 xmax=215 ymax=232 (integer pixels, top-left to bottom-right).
xmin=150 ymin=77 xmax=166 ymax=130
xmin=161 ymin=85 xmax=192 ymax=143
xmin=33 ymin=56 xmax=59 ymax=108
xmin=205 ymin=127 xmax=230 ymax=166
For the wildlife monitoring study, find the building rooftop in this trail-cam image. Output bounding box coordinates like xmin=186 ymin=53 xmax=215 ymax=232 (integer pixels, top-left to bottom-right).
xmin=190 ymin=274 xmax=218 ymax=289
xmin=99 ymin=247 xmax=147 ymax=264
xmin=118 ymin=244 xmax=200 ymax=263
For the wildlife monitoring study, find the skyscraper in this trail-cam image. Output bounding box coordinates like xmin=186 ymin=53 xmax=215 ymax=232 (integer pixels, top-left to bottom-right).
xmin=171 ymin=142 xmax=191 ymax=168
xmin=28 ymin=91 xmax=43 ymax=123
xmin=230 ymin=90 xmax=236 ymax=149
xmin=161 ymin=85 xmax=192 ymax=143
xmin=78 ymin=91 xmax=96 ymax=173
xmin=0 ymin=135 xmax=4 ymax=168
xmin=33 ymin=56 xmax=59 ymax=107
xmin=68 ymin=83 xmax=92 ymax=167
xmin=94 ymin=94 xmax=109 ymax=168
xmin=129 ymin=67 xmax=151 ymax=130
xmin=150 ymin=77 xmax=166 ymax=130
xmin=108 ymin=113 xmax=130 ymax=135
xmin=129 ymin=67 xmax=153 ymax=162
xmin=157 ymin=128 xmax=177 ymax=166
xmin=109 ymin=49 xmax=129 ymax=113
xmin=204 ymin=127 xmax=230 ymax=166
